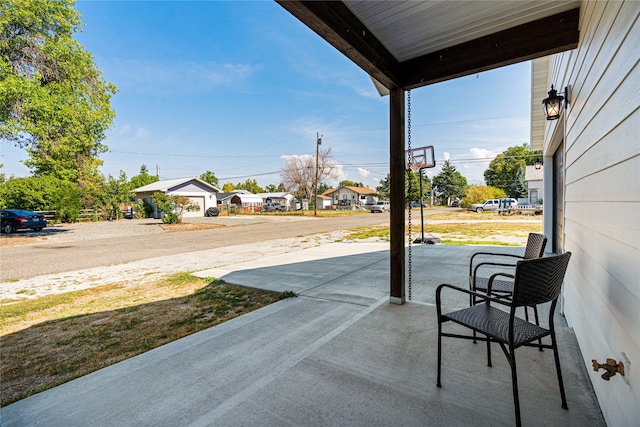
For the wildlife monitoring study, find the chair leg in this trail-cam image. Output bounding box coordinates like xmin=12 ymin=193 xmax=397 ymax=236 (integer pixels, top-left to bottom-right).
xmin=534 ymin=305 xmax=544 ymax=351
xmin=508 ymin=346 xmax=522 ymax=427
xmin=437 ymin=321 xmax=443 ymax=388
xmin=471 ymin=292 xmax=477 ymax=344
xmin=551 ymin=332 xmax=568 ymax=410
xmin=486 ymin=335 xmax=492 ymax=367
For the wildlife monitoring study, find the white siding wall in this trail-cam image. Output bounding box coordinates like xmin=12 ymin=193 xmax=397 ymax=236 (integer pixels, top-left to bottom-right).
xmin=543 ymin=2 xmax=639 ymax=425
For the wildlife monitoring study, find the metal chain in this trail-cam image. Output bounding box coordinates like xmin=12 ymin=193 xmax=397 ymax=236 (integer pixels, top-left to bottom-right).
xmin=407 ymin=90 xmax=412 ymax=301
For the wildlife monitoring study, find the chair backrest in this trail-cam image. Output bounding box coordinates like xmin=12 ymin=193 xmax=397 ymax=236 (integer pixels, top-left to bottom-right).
xmin=523 ymin=233 xmax=548 ymax=259
xmin=512 ymin=252 xmax=571 ymax=307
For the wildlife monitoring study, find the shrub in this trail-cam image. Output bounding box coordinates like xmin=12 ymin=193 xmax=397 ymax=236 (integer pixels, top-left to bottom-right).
xmin=162 ymin=213 xmax=179 ymax=224
xmin=151 ymin=192 xmax=199 ymax=224
xmin=0 ymin=176 xmax=82 ymax=221
xmin=461 ymin=185 xmax=505 ymax=208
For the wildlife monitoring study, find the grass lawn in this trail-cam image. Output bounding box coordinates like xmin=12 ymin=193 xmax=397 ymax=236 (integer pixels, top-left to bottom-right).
xmin=0 ymin=274 xmax=287 ymax=407
xmin=343 ymin=210 xmax=542 ymax=245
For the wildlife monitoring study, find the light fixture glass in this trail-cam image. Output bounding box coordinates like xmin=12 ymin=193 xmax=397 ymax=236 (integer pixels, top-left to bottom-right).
xmin=542 ymin=85 xmax=565 ymax=121
xmin=535 ymin=159 xmax=542 ymax=170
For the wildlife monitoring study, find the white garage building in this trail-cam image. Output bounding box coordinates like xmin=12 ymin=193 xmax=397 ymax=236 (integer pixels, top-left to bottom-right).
xmin=133 ymin=177 xmax=220 ymax=219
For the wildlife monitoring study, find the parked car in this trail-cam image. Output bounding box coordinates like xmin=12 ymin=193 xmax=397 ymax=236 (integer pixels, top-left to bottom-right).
xmin=370 ymin=200 xmax=391 ymax=213
xmin=261 ymin=202 xmax=286 ymax=212
xmin=1 ymin=209 xmax=47 ymax=233
xmin=451 ymin=200 xmax=460 ymax=207
xmin=468 ymin=198 xmax=517 ymax=213
xmin=410 ymin=201 xmax=427 ymax=208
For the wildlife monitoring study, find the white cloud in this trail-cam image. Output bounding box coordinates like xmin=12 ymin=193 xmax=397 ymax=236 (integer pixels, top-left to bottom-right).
xmin=357 ymin=167 xmax=371 ymax=177
xmin=469 ymin=147 xmax=496 ymax=160
xmin=443 ymin=152 xmax=451 ymax=161
xmin=280 ymin=154 xmax=313 ymax=162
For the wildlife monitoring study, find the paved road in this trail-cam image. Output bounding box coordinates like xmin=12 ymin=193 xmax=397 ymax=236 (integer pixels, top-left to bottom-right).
xmin=1 ymin=212 xmax=407 ymax=282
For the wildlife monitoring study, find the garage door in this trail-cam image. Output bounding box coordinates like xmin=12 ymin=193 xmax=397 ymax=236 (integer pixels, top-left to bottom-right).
xmin=184 ymin=197 xmax=205 ymax=217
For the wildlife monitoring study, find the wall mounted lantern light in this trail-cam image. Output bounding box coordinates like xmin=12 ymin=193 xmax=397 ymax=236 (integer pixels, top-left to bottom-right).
xmin=542 ymin=85 xmax=569 ymax=120
xmin=534 ymin=159 xmax=543 ymax=170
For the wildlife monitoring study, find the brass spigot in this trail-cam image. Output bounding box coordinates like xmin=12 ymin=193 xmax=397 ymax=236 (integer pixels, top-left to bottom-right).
xmin=592 ymin=358 xmax=625 ymax=381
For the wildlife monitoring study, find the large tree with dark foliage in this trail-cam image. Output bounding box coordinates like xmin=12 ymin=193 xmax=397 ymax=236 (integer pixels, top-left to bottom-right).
xmin=0 ymin=0 xmax=116 ymax=184
xmin=484 ymin=144 xmax=541 ymax=194
xmin=432 ymin=160 xmax=467 ymax=201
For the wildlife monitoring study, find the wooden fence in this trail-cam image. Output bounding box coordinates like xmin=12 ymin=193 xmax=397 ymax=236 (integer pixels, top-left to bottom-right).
xmin=36 ymin=209 xmax=105 ymax=223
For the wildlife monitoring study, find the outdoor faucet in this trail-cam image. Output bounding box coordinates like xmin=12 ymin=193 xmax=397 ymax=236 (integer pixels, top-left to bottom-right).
xmin=592 ymin=358 xmax=625 ymax=381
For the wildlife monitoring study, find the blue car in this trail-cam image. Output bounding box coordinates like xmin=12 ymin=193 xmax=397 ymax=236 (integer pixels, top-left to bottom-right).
xmin=410 ymin=202 xmax=426 ymax=208
xmin=1 ymin=209 xmax=47 ymax=233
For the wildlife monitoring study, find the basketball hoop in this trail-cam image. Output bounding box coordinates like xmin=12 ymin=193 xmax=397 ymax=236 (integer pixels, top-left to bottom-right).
xmin=406 ymin=145 xmax=436 ymax=172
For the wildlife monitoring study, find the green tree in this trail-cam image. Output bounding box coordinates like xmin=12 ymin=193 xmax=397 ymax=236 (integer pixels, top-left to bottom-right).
xmin=461 ymin=185 xmax=505 ymax=208
xmin=317 ymin=182 xmax=330 ymax=195
xmin=129 ymin=164 xmax=158 ymax=192
xmin=484 ymin=144 xmax=541 ymax=192
xmin=234 ymin=179 xmax=264 ymax=194
xmin=222 ymin=182 xmax=234 ymax=192
xmin=264 ymin=184 xmax=279 ymax=193
xmin=339 ymin=180 xmax=363 ymax=188
xmin=97 ymin=171 xmax=130 ymax=220
xmin=432 ymin=160 xmax=468 ymax=201
xmin=509 ymin=165 xmax=528 ymax=198
xmin=0 ymin=0 xmax=117 ymax=184
xmin=151 ymin=192 xmax=199 ymax=224
xmin=199 ymin=170 xmax=219 ymax=187
xmin=375 ymin=171 xmax=429 ymax=203
xmin=376 ymin=174 xmax=390 ymax=200
xmin=0 ymin=176 xmax=82 ymax=221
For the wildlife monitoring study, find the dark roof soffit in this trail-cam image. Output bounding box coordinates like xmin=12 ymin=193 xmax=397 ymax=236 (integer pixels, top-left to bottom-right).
xmin=276 ymin=1 xmax=402 ymax=89
xmin=277 ymin=2 xmax=580 ymax=91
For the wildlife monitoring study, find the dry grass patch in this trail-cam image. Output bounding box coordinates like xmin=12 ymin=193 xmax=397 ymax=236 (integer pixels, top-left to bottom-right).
xmin=423 ymin=210 xmax=542 ymax=221
xmin=160 ymin=223 xmax=226 ymax=232
xmin=0 ymin=273 xmax=286 ymax=407
xmin=342 ymin=219 xmax=542 ymax=245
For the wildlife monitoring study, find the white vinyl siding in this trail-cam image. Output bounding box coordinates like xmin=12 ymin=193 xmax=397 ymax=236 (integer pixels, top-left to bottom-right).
xmin=542 ymin=2 xmax=639 ymax=425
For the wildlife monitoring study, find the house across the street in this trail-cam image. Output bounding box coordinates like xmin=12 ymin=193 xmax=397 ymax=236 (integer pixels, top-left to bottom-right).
xmin=133 ymin=177 xmax=220 ymax=219
xmin=323 ymin=186 xmax=378 ymax=209
xmin=217 ymin=190 xmax=263 ymax=212
xmin=256 ymin=192 xmax=297 ymax=211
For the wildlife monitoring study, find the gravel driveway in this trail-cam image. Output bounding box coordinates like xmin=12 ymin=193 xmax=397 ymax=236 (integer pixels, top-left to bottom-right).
xmin=0 ymin=214 xmax=390 ymax=301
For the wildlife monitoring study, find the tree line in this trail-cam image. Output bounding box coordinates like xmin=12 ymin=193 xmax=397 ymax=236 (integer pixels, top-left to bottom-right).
xmin=376 ymin=144 xmax=542 ymax=207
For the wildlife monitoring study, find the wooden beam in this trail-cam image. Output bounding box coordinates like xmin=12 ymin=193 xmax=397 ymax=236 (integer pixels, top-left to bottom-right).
xmin=401 ymin=8 xmax=580 ymax=89
xmin=389 ymin=88 xmax=405 ymax=304
xmin=276 ymin=1 xmax=402 ymax=90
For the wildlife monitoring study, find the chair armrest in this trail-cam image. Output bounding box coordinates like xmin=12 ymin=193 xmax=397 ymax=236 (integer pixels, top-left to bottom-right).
xmin=470 ymin=261 xmax=517 ymax=289
xmin=486 ymin=272 xmax=515 ymax=294
xmin=436 ymin=283 xmax=512 ymax=317
xmin=469 ymin=252 xmax=523 ymax=276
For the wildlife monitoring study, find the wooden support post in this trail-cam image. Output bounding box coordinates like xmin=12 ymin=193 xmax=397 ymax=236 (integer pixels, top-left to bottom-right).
xmin=389 ymin=88 xmax=405 ymax=304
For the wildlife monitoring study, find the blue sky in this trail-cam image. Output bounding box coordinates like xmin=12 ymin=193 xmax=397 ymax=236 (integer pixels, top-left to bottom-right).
xmin=1 ymin=0 xmax=532 ymax=189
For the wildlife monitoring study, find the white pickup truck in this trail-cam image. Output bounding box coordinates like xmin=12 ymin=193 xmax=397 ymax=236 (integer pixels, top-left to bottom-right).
xmin=468 ymin=198 xmax=517 ymax=213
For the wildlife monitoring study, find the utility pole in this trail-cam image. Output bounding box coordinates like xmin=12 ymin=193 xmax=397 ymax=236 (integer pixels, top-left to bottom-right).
xmin=314 ymin=132 xmax=322 ymax=216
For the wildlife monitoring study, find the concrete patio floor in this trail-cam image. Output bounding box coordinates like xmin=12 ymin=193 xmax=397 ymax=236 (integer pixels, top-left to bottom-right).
xmin=1 ymin=243 xmax=605 ymax=426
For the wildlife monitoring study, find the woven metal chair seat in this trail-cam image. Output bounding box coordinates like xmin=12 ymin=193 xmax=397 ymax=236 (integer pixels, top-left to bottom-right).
xmin=473 ymin=276 xmax=514 ymax=294
xmin=443 ymin=304 xmax=549 ymax=347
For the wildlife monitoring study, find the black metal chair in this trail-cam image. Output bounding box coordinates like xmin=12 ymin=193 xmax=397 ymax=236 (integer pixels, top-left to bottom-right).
xmin=469 ymin=233 xmax=548 ymax=325
xmin=436 ymin=252 xmax=571 ymax=427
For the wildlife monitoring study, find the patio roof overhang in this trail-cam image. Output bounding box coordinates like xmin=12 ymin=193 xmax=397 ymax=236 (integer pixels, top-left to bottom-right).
xmin=276 ymin=1 xmax=581 ymax=303
xmin=277 ymin=1 xmax=580 ymax=92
